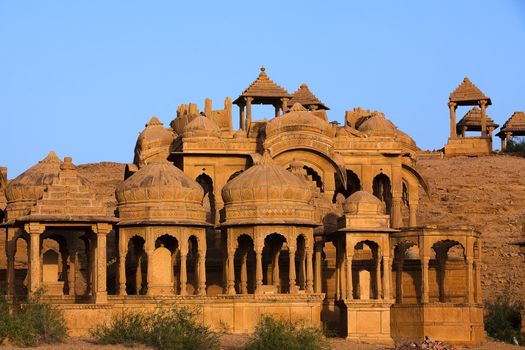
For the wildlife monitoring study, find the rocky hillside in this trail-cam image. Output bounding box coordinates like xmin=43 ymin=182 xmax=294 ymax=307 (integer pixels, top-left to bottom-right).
xmin=77 ymin=162 xmax=126 ymax=214
xmin=416 ymin=154 xmax=525 ymax=302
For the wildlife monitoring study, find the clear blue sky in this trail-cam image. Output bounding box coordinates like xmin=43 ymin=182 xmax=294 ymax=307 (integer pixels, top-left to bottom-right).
xmin=1 ymin=1 xmax=524 ymax=178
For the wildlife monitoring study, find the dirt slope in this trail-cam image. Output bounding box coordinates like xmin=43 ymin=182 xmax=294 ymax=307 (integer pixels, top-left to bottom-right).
xmin=416 ymin=154 xmax=525 ymax=302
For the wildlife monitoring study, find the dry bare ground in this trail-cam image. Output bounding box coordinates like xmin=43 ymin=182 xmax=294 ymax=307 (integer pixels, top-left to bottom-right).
xmin=1 ymin=335 xmax=523 ymax=350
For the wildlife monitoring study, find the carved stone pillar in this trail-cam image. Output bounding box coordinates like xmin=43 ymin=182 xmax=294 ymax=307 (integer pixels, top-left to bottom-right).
xmin=95 ymin=232 xmax=108 ymax=303
xmin=421 ymin=256 xmax=429 ymax=303
xmin=340 ymin=253 xmax=347 ymax=299
xmin=274 ymin=104 xmax=280 ymax=118
xmin=68 ymin=239 xmax=77 ymax=297
xmin=227 ymin=247 xmax=236 ymax=295
xmin=437 ymin=252 xmax=446 ymax=302
xmin=306 ymin=250 xmax=314 ymax=293
xmin=383 ymin=256 xmax=391 ymax=300
xmin=479 ymin=100 xmax=487 ymax=136
xmin=314 ymin=244 xmax=322 ymax=293
xmin=272 ymin=249 xmax=280 ymax=291
xmin=391 ymin=165 xmax=403 ymax=228
xmin=145 ymin=247 xmax=154 ymax=296
xmin=448 ymin=101 xmax=457 ymax=139
xmin=466 ymin=257 xmax=475 ymax=304
xmin=180 ymin=248 xmax=188 ymax=296
xmin=27 ymin=224 xmax=45 ymax=295
xmin=245 ymin=97 xmax=253 ymax=130
xmin=474 ymin=259 xmax=482 ymax=303
xmin=240 ymin=252 xmax=248 ymax=294
xmin=6 ymin=239 xmax=15 ymax=296
xmin=239 ymin=105 xmax=245 ymax=131
xmin=501 ymin=137 xmax=506 ymax=152
xmin=255 ymin=248 xmax=263 ymax=294
xmin=346 ymin=253 xmax=353 ymax=300
xmin=376 ymin=254 xmax=382 ymax=299
xmin=506 ymin=132 xmax=512 ymax=150
xmin=409 ymin=201 xmax=418 ymax=227
xmin=198 ymin=249 xmax=206 ymax=296
xmin=288 ymin=245 xmax=297 ymax=294
xmin=118 ymin=233 xmax=127 ymax=296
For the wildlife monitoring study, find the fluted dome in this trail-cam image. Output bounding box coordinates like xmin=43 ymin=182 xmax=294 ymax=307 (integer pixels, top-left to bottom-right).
xmin=342 ymin=191 xmax=385 ymax=215
xmin=116 ymin=160 xmax=206 ymax=224
xmin=182 ymin=115 xmax=220 ymax=138
xmin=266 ymin=103 xmax=335 ymax=138
xmin=221 ymin=152 xmax=317 ymax=225
xmin=134 ymin=117 xmax=175 ymax=167
xmin=5 ymin=151 xmax=62 ymax=220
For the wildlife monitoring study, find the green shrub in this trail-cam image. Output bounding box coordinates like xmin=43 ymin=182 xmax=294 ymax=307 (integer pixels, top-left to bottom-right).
xmin=484 ymin=295 xmax=523 ymax=344
xmin=245 ymin=315 xmax=328 ymax=350
xmin=0 ymin=294 xmax=9 ymax=343
xmin=507 ymin=136 xmax=525 ymax=152
xmin=90 ymin=310 xmax=149 ymax=346
xmin=91 ymin=307 xmax=219 ymax=350
xmin=0 ymin=290 xmax=67 ymax=347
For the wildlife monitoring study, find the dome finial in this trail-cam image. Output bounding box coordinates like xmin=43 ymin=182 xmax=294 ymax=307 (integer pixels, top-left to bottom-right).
xmin=260 ymin=66 xmax=265 ymax=72
xmin=257 ymin=150 xmax=273 ymax=165
xmin=60 ymin=157 xmax=75 ymax=171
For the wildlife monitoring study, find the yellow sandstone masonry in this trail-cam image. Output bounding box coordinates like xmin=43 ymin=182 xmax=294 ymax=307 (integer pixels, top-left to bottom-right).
xmin=2 ymin=67 xmax=507 ymax=346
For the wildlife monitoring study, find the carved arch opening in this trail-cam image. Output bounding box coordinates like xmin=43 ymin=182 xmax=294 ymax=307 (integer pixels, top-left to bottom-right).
xmin=373 ymin=173 xmax=392 ymax=214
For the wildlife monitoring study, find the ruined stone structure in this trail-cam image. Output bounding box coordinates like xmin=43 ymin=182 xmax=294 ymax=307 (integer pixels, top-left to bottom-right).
xmin=0 ymin=68 xmax=485 ymax=345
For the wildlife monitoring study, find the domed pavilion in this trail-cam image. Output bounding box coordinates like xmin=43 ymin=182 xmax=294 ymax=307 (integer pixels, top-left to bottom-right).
xmin=116 ymin=159 xmax=209 ymax=296
xmin=221 ymin=151 xmax=319 ymax=295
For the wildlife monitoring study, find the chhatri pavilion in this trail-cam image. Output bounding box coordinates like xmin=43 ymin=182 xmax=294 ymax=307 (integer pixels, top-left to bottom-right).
xmin=0 ymin=67 xmax=485 ymax=345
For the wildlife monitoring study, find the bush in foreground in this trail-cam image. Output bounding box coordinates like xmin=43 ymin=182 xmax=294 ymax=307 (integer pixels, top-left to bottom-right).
xmin=245 ymin=315 xmax=328 ymax=350
xmin=91 ymin=307 xmax=219 ymax=350
xmin=0 ymin=290 xmax=67 ymax=347
xmin=484 ymin=295 xmax=523 ymax=344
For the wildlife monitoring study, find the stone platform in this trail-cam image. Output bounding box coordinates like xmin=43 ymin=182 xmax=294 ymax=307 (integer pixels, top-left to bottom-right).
xmin=52 ymin=294 xmax=325 ymax=336
xmin=444 ymin=137 xmax=492 ymax=157
xmin=390 ymin=303 xmax=485 ymax=345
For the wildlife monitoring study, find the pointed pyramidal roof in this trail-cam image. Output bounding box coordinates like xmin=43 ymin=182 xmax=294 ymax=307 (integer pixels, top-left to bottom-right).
xmin=449 ymin=77 xmax=491 ymax=105
xmin=457 ymin=107 xmax=499 ymax=130
xmin=23 ymin=157 xmax=114 ymax=222
xmin=233 ymin=66 xmax=290 ymax=105
xmin=288 ymin=83 xmax=329 ymax=110
xmin=498 ymin=111 xmax=525 ymax=135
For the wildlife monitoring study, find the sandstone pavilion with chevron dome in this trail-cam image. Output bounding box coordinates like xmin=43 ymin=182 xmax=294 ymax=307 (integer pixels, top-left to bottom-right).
xmin=1 ymin=67 xmax=524 ymax=346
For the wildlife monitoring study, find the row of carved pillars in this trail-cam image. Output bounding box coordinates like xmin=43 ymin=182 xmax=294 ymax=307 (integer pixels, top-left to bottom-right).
xmin=225 ymin=235 xmax=314 ymax=295
xmin=500 ymin=131 xmax=515 ymax=151
xmin=449 ymin=100 xmax=489 ymax=138
xmin=334 ymin=240 xmax=392 ymax=301
xmin=394 ymin=251 xmax=481 ymax=304
xmin=6 ymin=224 xmax=110 ymax=303
xmin=238 ymin=97 xmax=289 ymax=131
xmin=117 ymin=235 xmax=206 ymax=296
